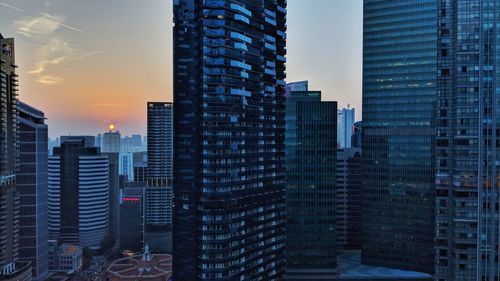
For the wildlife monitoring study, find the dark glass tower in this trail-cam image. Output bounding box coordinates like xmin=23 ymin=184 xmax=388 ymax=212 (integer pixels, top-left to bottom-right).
xmin=17 ymin=102 xmax=49 ymax=281
xmin=173 ymin=0 xmax=287 ymax=280
xmin=284 ymin=81 xmax=337 ymax=279
xmin=336 ymin=148 xmax=362 ymax=251
xmin=435 ymin=1 xmax=500 ymax=279
xmin=362 ymin=0 xmax=437 ymax=273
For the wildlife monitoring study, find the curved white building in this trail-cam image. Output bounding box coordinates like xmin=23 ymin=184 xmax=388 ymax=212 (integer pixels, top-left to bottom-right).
xmin=78 ymin=156 xmax=109 ymax=248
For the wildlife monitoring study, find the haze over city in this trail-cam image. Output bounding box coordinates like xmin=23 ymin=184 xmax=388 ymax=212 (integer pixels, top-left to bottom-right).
xmin=0 ymin=0 xmax=362 ymax=137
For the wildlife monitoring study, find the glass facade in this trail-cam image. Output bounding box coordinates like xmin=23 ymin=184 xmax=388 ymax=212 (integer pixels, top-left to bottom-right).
xmin=119 ymin=186 xmax=144 ymax=252
xmin=362 ymin=0 xmax=437 ymax=273
xmin=284 ymin=83 xmax=337 ymax=279
xmin=17 ymin=102 xmax=49 ymax=281
xmin=336 ymin=148 xmax=362 ymax=251
xmin=435 ymin=1 xmax=500 ymax=280
xmin=173 ymin=0 xmax=287 ymax=280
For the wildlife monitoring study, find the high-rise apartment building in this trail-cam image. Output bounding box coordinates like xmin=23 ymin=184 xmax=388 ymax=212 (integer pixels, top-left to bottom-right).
xmin=147 ymin=102 xmax=173 ymax=183
xmin=0 ymin=34 xmax=32 ymax=281
xmin=144 ymin=102 xmax=173 ymax=252
xmin=48 ymin=136 xmax=109 ymax=249
xmin=434 ymin=1 xmax=500 ymax=280
xmin=362 ymin=0 xmax=437 ymax=274
xmin=337 ymin=108 xmax=355 ymax=148
xmin=173 ymin=0 xmax=287 ymax=279
xmin=17 ymin=102 xmax=49 ymax=281
xmin=284 ymin=81 xmax=337 ymax=279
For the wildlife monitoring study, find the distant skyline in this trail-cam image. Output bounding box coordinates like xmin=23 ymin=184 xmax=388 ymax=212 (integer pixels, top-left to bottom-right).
xmin=0 ymin=0 xmax=362 ymax=137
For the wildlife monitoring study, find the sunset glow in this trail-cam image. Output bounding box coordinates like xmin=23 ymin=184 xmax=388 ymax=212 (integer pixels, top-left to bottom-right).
xmin=0 ymin=0 xmax=362 ymax=137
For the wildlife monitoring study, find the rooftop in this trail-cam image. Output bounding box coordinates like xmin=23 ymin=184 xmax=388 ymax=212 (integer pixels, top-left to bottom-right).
xmin=338 ymin=251 xmax=433 ymax=280
xmin=60 ymin=244 xmax=81 ymax=256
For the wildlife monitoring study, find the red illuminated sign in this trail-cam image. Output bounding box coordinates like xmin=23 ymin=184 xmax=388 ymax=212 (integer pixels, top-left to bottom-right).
xmin=122 ymin=197 xmax=141 ymax=202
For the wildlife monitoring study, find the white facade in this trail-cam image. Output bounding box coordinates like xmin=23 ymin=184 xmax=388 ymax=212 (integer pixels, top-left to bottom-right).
xmin=48 ymin=158 xmax=60 ymax=240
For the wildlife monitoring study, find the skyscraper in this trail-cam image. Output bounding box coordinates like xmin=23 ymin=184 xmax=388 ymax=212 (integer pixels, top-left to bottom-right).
xmin=95 ymin=134 xmax=102 ymax=148
xmin=362 ymin=0 xmax=437 ymax=273
xmin=0 ymin=34 xmax=32 ymax=281
xmin=119 ymin=152 xmax=134 ymax=182
xmin=351 ymin=121 xmax=362 ymax=149
xmin=48 ymin=136 xmax=109 ymax=249
xmin=17 ymin=102 xmax=49 ymax=281
xmin=119 ymin=184 xmax=144 ymax=252
xmin=131 ymin=134 xmax=142 ymax=148
xmin=284 ymin=81 xmax=337 ymax=279
xmin=144 ymin=102 xmax=173 ymax=253
xmin=435 ymin=1 xmax=500 ymax=279
xmin=173 ymin=0 xmax=287 ymax=279
xmin=102 ymin=152 xmax=119 ymax=248
xmin=337 ymin=107 xmax=355 ymax=148
xmin=336 ymin=148 xmax=362 ymax=251
xmin=0 ymin=34 xmax=19 ymax=271
xmin=102 ymin=127 xmax=120 ymax=153
xmin=147 ymin=102 xmax=173 ymax=183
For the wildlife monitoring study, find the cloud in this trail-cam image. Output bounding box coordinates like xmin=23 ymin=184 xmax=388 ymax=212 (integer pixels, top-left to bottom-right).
xmin=14 ymin=13 xmax=96 ymax=86
xmin=26 ymin=38 xmax=74 ymax=85
xmin=78 ymin=51 xmax=103 ymax=60
xmin=0 ymin=2 xmax=23 ymax=12
xmin=14 ymin=13 xmax=82 ymax=38
xmin=36 ymin=75 xmax=64 ymax=86
xmin=29 ymin=56 xmax=69 ymax=74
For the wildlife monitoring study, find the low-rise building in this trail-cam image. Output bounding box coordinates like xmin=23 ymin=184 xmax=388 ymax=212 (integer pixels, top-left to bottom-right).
xmin=48 ymin=242 xmax=82 ymax=275
xmin=106 ymin=246 xmax=172 ymax=281
xmin=0 ymin=262 xmax=32 ymax=281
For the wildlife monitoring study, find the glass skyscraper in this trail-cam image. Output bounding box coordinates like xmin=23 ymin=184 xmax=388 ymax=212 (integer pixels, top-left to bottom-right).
xmin=284 ymin=81 xmax=337 ymax=279
xmin=362 ymin=0 xmax=437 ymax=273
xmin=18 ymin=102 xmax=49 ymax=281
xmin=173 ymin=0 xmax=287 ymax=280
xmin=435 ymin=1 xmax=500 ymax=280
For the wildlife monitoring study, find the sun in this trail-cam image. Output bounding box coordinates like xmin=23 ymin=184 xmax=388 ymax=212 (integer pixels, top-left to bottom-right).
xmin=109 ymin=124 xmax=116 ymax=131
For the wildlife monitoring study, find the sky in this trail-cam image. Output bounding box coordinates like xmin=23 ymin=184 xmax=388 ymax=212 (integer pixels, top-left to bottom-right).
xmin=0 ymin=0 xmax=362 ymax=137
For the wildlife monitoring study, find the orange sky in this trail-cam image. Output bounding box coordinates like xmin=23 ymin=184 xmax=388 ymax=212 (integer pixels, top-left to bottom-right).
xmin=0 ymin=0 xmax=362 ymax=137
